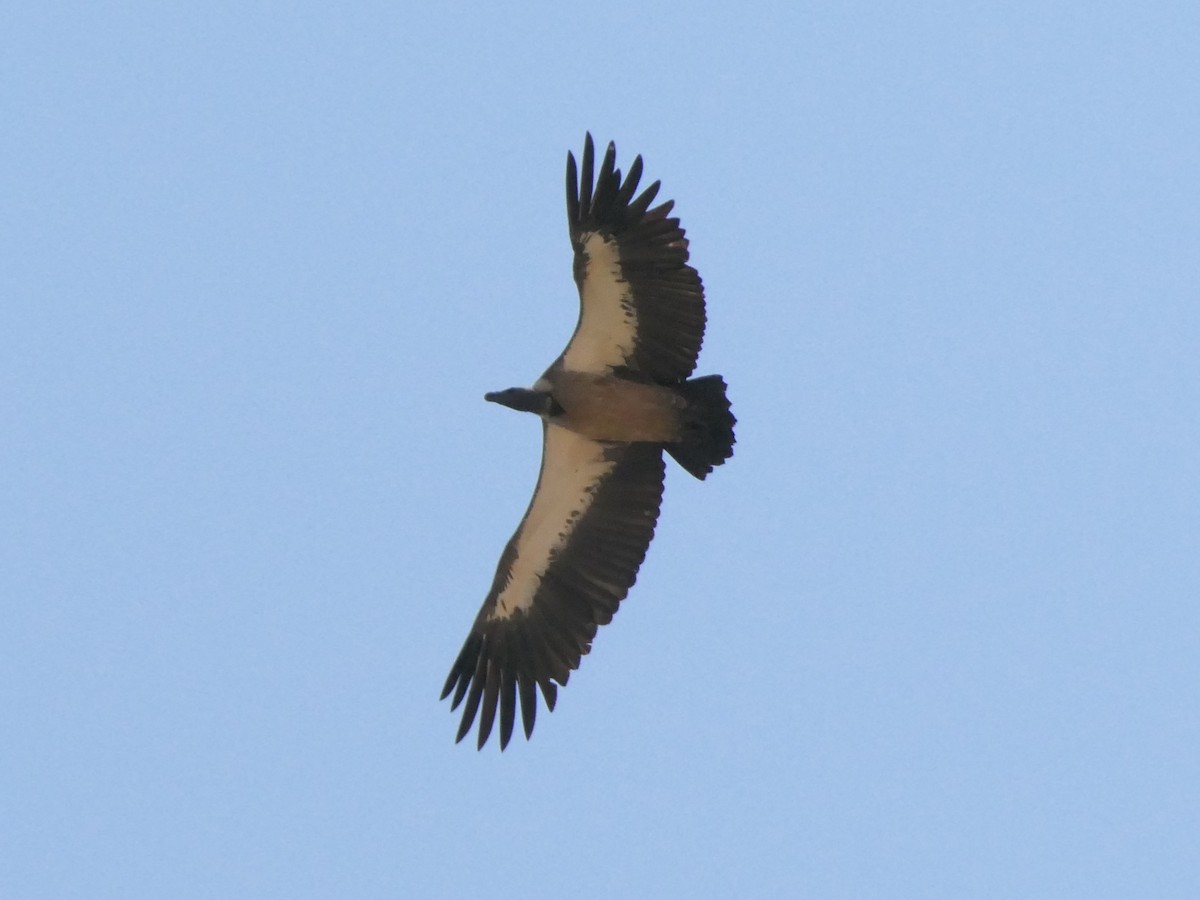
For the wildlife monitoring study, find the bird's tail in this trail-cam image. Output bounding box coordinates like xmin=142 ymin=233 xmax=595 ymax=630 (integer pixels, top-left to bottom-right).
xmin=666 ymin=374 xmax=736 ymax=480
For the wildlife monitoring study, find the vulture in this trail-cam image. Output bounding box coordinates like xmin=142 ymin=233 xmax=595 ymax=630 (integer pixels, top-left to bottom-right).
xmin=441 ymin=134 xmax=735 ymax=749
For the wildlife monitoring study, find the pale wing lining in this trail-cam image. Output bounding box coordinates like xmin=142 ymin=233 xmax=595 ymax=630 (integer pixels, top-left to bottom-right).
xmin=561 ymin=232 xmax=639 ymax=373
xmin=490 ymin=425 xmax=615 ymax=620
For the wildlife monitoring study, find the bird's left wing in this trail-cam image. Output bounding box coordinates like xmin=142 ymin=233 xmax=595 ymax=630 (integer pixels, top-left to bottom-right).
xmin=559 ymin=134 xmax=707 ymax=382
xmin=441 ymin=424 xmax=665 ymax=749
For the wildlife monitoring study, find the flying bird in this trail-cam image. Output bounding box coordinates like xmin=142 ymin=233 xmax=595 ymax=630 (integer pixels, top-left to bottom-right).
xmin=441 ymin=134 xmax=735 ymax=749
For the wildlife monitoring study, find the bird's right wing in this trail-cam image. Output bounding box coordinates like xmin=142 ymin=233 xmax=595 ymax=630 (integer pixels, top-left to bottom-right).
xmin=441 ymin=423 xmax=665 ymax=750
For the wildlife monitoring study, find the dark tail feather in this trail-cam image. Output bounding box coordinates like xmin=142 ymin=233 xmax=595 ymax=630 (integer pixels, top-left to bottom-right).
xmin=666 ymin=374 xmax=736 ymax=480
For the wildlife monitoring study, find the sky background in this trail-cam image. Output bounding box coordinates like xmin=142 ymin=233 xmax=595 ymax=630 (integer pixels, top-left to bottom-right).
xmin=3 ymin=2 xmax=1199 ymax=897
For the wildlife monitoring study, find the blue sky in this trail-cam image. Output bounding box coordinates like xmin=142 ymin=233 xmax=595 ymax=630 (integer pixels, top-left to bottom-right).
xmin=4 ymin=2 xmax=1198 ymax=897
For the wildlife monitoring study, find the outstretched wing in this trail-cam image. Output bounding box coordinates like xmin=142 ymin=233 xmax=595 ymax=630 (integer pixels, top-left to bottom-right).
xmin=559 ymin=133 xmax=707 ymax=383
xmin=441 ymin=424 xmax=666 ymax=749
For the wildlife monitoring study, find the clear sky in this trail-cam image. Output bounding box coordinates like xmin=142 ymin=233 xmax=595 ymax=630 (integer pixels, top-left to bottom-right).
xmin=4 ymin=2 xmax=1198 ymax=897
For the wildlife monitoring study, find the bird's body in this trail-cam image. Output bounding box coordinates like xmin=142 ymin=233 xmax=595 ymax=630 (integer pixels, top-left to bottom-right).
xmin=441 ymin=135 xmax=735 ymax=749
xmin=536 ymin=371 xmax=684 ymax=443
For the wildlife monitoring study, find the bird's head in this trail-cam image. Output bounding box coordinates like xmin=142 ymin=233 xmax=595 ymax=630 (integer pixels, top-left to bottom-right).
xmin=484 ymin=387 xmax=561 ymax=418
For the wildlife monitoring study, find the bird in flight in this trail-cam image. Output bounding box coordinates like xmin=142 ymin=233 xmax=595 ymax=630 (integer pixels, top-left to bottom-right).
xmin=441 ymin=134 xmax=735 ymax=749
